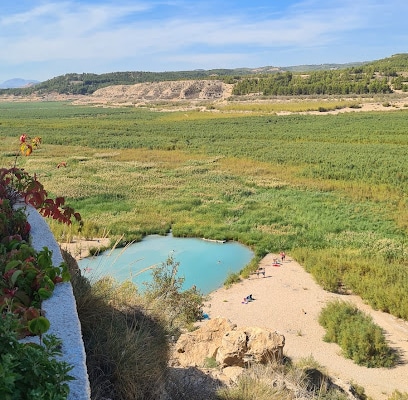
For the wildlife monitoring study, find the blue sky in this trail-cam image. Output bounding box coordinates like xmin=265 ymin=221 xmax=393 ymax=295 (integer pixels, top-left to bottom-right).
xmin=1 ymin=0 xmax=407 ymax=82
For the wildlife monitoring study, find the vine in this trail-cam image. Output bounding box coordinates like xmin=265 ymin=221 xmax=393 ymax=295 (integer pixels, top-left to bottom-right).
xmin=1 ymin=134 xmax=81 ymax=336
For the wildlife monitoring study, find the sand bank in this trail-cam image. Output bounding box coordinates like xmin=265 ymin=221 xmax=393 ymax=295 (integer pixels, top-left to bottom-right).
xmin=203 ymin=254 xmax=408 ymax=400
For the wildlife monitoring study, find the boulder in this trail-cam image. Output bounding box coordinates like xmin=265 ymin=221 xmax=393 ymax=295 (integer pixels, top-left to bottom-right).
xmin=244 ymin=326 xmax=285 ymax=364
xmin=174 ymin=317 xmax=236 ymax=367
xmin=216 ymin=326 xmax=285 ymax=367
xmin=173 ymin=317 xmax=285 ymax=368
xmin=216 ymin=330 xmax=248 ymax=367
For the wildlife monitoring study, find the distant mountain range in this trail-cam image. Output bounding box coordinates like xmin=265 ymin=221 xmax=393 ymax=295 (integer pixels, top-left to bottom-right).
xmin=0 ymin=78 xmax=40 ymax=89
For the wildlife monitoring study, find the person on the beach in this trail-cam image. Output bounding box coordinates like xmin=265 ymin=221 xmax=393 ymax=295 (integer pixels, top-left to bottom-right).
xmin=280 ymin=251 xmax=286 ymax=262
xmin=256 ymin=267 xmax=265 ymax=277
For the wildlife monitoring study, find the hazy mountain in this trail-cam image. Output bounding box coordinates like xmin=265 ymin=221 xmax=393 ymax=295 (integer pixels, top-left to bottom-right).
xmin=0 ymin=78 xmax=40 ymax=89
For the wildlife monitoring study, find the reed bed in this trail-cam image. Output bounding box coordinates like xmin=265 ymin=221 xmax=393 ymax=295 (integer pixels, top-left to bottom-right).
xmin=1 ymin=101 xmax=407 ymax=320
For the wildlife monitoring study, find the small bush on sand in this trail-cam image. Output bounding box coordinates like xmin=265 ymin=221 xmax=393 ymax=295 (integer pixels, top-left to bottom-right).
xmin=319 ymin=300 xmax=398 ymax=368
xmin=388 ymin=391 xmax=408 ymax=400
xmin=224 ymin=271 xmax=241 ymax=288
xmin=203 ymin=356 xmax=218 ymax=368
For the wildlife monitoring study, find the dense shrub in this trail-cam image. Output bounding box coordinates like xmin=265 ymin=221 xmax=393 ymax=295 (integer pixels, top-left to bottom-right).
xmin=319 ymin=300 xmax=398 ymax=368
xmin=1 ymin=175 xmax=71 ymax=337
xmin=143 ymin=255 xmax=205 ymax=332
xmin=68 ymin=252 xmax=207 ymax=399
xmin=0 ymin=313 xmax=73 ymax=400
xmin=0 ymin=136 xmax=81 ymax=399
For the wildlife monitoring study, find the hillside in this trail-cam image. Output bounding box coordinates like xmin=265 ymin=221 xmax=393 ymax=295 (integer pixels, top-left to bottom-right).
xmin=0 ymin=78 xmax=39 ymax=89
xmin=2 ymin=54 xmax=404 ymax=96
xmin=0 ymin=60 xmax=365 ymax=96
xmin=89 ymin=79 xmax=234 ymax=102
xmin=1 ymin=53 xmax=408 ymax=102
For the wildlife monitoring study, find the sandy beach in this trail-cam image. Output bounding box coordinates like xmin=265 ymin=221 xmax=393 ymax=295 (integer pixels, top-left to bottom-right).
xmin=203 ymin=254 xmax=408 ymax=400
xmin=59 ymin=237 xmax=111 ymax=260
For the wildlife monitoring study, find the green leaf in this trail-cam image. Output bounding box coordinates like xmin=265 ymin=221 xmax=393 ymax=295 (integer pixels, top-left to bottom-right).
xmin=38 ymin=288 xmax=52 ymax=300
xmin=10 ymin=270 xmax=23 ymax=286
xmin=61 ymin=270 xmax=71 ymax=282
xmin=14 ymin=290 xmax=31 ymax=307
xmin=37 ymin=247 xmax=53 ymax=270
xmin=27 ymin=316 xmax=50 ymax=335
xmin=42 ymin=276 xmax=55 ymax=291
xmin=5 ymin=260 xmax=21 ymax=272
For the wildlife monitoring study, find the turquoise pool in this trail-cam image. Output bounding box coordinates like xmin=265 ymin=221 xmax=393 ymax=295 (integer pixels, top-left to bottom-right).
xmin=78 ymin=234 xmax=254 ymax=294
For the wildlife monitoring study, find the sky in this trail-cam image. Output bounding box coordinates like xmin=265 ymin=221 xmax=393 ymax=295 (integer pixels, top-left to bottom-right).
xmin=1 ymin=0 xmax=407 ymax=83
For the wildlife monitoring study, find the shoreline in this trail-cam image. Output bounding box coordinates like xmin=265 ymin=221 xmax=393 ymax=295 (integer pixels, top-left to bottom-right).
xmin=61 ymin=240 xmax=408 ymax=399
xmin=59 ymin=237 xmax=111 ymax=260
xmin=202 ymin=253 xmax=408 ymax=400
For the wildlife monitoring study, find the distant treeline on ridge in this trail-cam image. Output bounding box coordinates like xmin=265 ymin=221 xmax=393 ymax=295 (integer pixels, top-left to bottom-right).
xmin=2 ymin=53 xmax=408 ymax=97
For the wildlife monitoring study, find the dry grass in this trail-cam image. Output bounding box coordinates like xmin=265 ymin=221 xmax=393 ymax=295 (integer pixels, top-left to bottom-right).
xmin=64 ymin=247 xmax=169 ymax=400
xmin=216 ymin=357 xmax=352 ymax=400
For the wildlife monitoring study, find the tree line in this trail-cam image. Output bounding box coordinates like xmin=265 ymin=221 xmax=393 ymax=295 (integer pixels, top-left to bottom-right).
xmin=232 ymin=69 xmax=393 ymax=96
xmin=2 ymin=53 xmax=408 ymax=97
xmin=233 ymin=54 xmax=408 ymax=96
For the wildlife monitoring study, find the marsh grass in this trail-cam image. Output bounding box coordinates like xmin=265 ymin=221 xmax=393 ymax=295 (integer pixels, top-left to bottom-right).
xmin=214 ymin=99 xmax=362 ymax=113
xmin=1 ymin=101 xmax=407 ymax=320
xmin=292 ymin=247 xmax=408 ymax=319
xmin=224 ymin=271 xmax=242 ymax=288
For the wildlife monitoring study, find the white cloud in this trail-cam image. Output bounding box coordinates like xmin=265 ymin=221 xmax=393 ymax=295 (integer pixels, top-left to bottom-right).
xmin=0 ymin=0 xmax=407 ymax=80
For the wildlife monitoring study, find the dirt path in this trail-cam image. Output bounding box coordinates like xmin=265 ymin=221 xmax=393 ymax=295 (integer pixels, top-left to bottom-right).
xmin=203 ymin=254 xmax=408 ymax=400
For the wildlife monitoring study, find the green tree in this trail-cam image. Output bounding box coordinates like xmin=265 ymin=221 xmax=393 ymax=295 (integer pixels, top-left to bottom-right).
xmin=143 ymin=255 xmax=205 ymax=331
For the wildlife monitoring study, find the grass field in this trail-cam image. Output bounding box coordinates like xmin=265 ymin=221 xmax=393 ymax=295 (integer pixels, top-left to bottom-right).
xmin=1 ymin=101 xmax=407 ymax=319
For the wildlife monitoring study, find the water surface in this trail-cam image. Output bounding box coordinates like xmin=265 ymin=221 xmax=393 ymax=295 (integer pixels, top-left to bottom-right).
xmin=78 ymin=234 xmax=253 ymax=294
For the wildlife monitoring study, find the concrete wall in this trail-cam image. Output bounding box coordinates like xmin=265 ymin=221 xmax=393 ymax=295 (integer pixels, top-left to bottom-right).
xmin=25 ymin=205 xmax=91 ymax=400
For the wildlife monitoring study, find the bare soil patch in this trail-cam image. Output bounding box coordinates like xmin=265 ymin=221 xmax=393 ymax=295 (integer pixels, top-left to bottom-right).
xmin=59 ymin=237 xmax=110 ymax=260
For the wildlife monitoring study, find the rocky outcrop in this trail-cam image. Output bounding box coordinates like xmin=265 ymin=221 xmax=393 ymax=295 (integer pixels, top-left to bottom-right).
xmin=173 ymin=317 xmax=285 ymax=368
xmin=170 ymin=318 xmax=361 ymax=399
xmin=84 ymin=80 xmax=234 ymax=104
xmin=174 ymin=318 xmax=236 ymax=367
xmin=218 ymin=326 xmax=285 ymax=367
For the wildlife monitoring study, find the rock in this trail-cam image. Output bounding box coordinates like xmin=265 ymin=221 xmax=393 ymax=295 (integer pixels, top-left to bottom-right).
xmin=217 ymin=326 xmax=285 ymax=367
xmin=220 ymin=366 xmax=244 ymax=384
xmin=216 ymin=330 xmax=248 ymax=367
xmin=174 ymin=317 xmax=236 ymax=367
xmin=244 ymin=326 xmax=285 ymax=364
xmin=173 ymin=317 xmax=285 ymax=369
